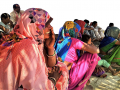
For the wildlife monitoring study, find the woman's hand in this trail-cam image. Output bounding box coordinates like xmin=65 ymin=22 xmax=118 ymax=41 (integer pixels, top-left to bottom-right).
xmin=96 ymin=65 xmax=101 ymax=68
xmin=48 ymin=66 xmax=62 ymax=81
xmin=8 ymin=19 xmax=14 ymax=28
xmin=0 ymin=25 xmax=9 ymax=34
xmin=44 ymin=25 xmax=56 ymax=67
xmin=0 ymin=25 xmax=6 ymax=31
xmin=45 ymin=28 xmax=55 ymax=49
xmin=64 ymin=61 xmax=73 ymax=70
xmin=96 ymin=65 xmax=105 ymax=72
xmin=81 ymin=42 xmax=100 ymax=54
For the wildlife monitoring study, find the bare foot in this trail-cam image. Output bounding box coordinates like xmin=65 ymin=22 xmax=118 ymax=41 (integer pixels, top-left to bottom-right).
xmin=112 ymin=71 xmax=120 ymax=76
xmin=111 ymin=62 xmax=116 ymax=64
xmin=107 ymin=69 xmax=116 ymax=73
xmin=100 ymin=74 xmax=107 ymax=78
xmin=86 ymin=80 xmax=90 ymax=85
xmin=111 ymin=63 xmax=120 ymax=68
xmin=83 ymin=85 xmax=93 ymax=90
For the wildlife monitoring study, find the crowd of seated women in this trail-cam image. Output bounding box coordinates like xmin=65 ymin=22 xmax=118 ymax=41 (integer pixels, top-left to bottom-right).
xmin=0 ymin=4 xmax=120 ymax=90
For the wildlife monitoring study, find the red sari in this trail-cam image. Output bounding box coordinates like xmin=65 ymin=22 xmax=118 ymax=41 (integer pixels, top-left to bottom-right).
xmin=75 ymin=20 xmax=85 ymax=35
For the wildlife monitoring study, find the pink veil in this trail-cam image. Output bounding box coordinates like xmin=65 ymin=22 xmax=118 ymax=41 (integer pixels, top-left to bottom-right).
xmin=0 ymin=8 xmax=55 ymax=90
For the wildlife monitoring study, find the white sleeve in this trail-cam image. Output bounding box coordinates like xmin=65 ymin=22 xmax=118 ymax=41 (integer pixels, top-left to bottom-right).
xmin=10 ymin=12 xmax=16 ymax=25
xmin=94 ymin=28 xmax=98 ymax=31
xmin=91 ymin=26 xmax=98 ymax=31
xmin=91 ymin=26 xmax=94 ymax=28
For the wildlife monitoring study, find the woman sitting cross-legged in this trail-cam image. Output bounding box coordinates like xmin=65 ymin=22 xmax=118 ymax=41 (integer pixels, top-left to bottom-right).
xmin=54 ymin=21 xmax=100 ymax=90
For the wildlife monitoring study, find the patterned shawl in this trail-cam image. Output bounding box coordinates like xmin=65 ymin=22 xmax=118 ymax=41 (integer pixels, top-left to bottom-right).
xmin=0 ymin=8 xmax=55 ymax=90
xmin=54 ymin=21 xmax=81 ymax=62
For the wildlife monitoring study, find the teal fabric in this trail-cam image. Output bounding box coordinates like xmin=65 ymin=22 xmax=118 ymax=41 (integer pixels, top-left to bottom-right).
xmin=106 ymin=27 xmax=120 ymax=39
xmin=98 ymin=59 xmax=110 ymax=68
xmin=84 ymin=24 xmax=87 ymax=28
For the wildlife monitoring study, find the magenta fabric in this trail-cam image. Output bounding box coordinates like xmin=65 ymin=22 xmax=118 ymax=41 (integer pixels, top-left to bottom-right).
xmin=64 ymin=38 xmax=101 ymax=90
xmin=68 ymin=52 xmax=100 ymax=90
xmin=65 ymin=38 xmax=84 ymax=63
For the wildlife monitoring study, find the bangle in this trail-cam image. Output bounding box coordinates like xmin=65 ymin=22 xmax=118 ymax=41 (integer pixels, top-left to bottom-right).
xmin=47 ymin=51 xmax=56 ymax=57
xmin=48 ymin=77 xmax=56 ymax=85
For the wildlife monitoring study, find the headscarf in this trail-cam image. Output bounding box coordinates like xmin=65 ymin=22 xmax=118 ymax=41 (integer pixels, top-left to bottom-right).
xmin=0 ymin=8 xmax=52 ymax=47
xmin=90 ymin=22 xmax=93 ymax=26
xmin=74 ymin=20 xmax=85 ymax=35
xmin=0 ymin=8 xmax=55 ymax=90
xmin=106 ymin=27 xmax=120 ymax=40
xmin=54 ymin=21 xmax=81 ymax=62
xmin=99 ymin=36 xmax=116 ymax=49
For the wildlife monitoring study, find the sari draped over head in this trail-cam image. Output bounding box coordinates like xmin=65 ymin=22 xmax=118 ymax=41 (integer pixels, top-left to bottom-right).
xmin=99 ymin=36 xmax=120 ymax=65
xmin=55 ymin=21 xmax=100 ymax=90
xmin=0 ymin=8 xmax=57 ymax=90
xmin=54 ymin=21 xmax=81 ymax=62
xmin=74 ymin=20 xmax=86 ymax=35
xmin=106 ymin=27 xmax=120 ymax=40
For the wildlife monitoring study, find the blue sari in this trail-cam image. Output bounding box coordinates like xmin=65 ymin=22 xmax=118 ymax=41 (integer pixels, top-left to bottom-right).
xmin=54 ymin=21 xmax=81 ymax=62
xmin=55 ymin=21 xmax=101 ymax=90
xmin=99 ymin=36 xmax=115 ymax=49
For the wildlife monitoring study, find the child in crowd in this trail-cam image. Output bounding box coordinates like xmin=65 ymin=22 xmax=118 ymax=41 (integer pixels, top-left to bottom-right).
xmin=0 ymin=13 xmax=13 ymax=37
xmin=0 ymin=13 xmax=14 ymax=44
xmin=81 ymin=34 xmax=120 ymax=76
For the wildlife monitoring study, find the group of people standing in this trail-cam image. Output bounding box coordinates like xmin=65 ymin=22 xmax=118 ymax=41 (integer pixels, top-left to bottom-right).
xmin=0 ymin=4 xmax=120 ymax=90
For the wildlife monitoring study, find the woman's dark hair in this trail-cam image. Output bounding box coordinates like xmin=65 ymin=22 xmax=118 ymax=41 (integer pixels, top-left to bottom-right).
xmin=74 ymin=19 xmax=78 ymax=22
xmin=13 ymin=4 xmax=19 ymax=9
xmin=109 ymin=23 xmax=114 ymax=27
xmin=0 ymin=32 xmax=3 ymax=39
xmin=1 ymin=13 xmax=10 ymax=20
xmin=84 ymin=19 xmax=89 ymax=24
xmin=82 ymin=34 xmax=91 ymax=43
xmin=92 ymin=21 xmax=97 ymax=26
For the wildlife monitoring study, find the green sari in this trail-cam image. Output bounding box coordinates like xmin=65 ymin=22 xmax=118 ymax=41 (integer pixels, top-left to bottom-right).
xmin=100 ymin=37 xmax=120 ymax=65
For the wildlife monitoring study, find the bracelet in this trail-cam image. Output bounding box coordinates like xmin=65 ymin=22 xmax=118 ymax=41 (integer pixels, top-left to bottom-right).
xmin=48 ymin=77 xmax=56 ymax=85
xmin=47 ymin=50 xmax=56 ymax=57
